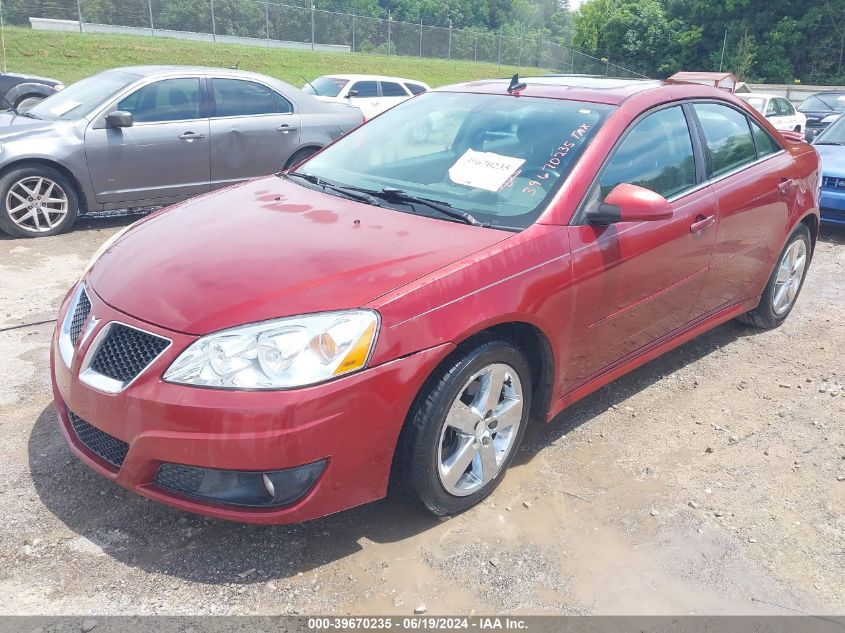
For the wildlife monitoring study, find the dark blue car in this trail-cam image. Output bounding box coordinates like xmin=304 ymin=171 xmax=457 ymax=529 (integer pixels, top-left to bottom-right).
xmin=814 ymin=115 xmax=845 ymax=225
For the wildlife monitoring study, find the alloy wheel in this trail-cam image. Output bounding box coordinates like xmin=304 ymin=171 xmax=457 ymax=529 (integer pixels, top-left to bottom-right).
xmin=437 ymin=363 xmax=524 ymax=497
xmin=772 ymin=238 xmax=807 ymax=316
xmin=5 ymin=176 xmax=69 ymax=233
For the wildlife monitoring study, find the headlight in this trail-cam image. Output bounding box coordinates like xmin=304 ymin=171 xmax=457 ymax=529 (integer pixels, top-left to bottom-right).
xmin=163 ymin=310 xmax=380 ymax=389
xmin=80 ymin=224 xmax=133 ymax=279
xmin=822 ymin=114 xmax=841 ymax=123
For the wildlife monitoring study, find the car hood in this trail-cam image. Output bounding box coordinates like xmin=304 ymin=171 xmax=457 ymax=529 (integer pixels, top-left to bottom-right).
xmin=88 ymin=176 xmax=511 ymax=335
xmin=815 ymin=143 xmax=845 ymax=176
xmin=0 ymin=112 xmax=75 ymax=140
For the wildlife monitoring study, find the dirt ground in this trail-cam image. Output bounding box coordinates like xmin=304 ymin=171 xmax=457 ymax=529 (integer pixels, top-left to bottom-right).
xmin=0 ymin=215 xmax=842 ymax=616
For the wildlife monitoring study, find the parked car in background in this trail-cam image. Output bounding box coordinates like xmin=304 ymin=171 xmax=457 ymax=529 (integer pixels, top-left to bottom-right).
xmin=797 ymin=91 xmax=845 ymax=140
xmin=0 ymin=66 xmax=363 ymax=238
xmin=303 ymin=74 xmax=430 ymax=119
xmin=52 ymin=76 xmax=819 ymax=524
xmin=812 ymin=113 xmax=845 ymax=225
xmin=0 ymin=71 xmax=64 ymax=112
xmin=737 ymin=93 xmax=806 ymax=133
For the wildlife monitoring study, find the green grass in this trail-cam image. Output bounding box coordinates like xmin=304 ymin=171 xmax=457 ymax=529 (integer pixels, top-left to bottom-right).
xmin=1 ymin=26 xmax=525 ymax=87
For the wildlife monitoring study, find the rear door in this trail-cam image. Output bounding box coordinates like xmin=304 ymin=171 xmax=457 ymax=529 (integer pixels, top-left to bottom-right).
xmin=346 ymin=80 xmax=381 ymax=119
xmin=690 ymin=102 xmax=794 ymax=313
xmin=379 ymin=80 xmax=412 ymax=113
xmin=564 ymin=104 xmax=718 ymax=391
xmin=85 ymin=76 xmax=210 ymax=205
xmin=208 ymin=78 xmax=301 ymax=188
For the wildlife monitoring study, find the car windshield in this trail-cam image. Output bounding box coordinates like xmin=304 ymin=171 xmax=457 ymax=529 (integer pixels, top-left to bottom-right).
xmin=799 ymin=95 xmax=845 ymax=113
xmin=295 ymin=92 xmax=613 ymax=230
xmin=814 ymin=114 xmax=845 ymax=144
xmin=302 ymin=77 xmax=349 ymax=97
xmin=740 ymin=96 xmax=766 ymax=113
xmin=26 ymin=70 xmax=138 ymax=121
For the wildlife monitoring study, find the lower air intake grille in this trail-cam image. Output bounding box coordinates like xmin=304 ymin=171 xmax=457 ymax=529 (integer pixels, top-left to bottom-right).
xmin=154 ymin=464 xmax=205 ymax=495
xmin=68 ymin=410 xmax=129 ymax=469
xmin=69 ymin=290 xmax=91 ymax=346
xmin=89 ymin=324 xmax=169 ymax=384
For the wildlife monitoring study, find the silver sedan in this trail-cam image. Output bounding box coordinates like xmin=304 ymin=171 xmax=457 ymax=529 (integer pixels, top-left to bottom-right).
xmin=0 ymin=66 xmax=364 ymax=237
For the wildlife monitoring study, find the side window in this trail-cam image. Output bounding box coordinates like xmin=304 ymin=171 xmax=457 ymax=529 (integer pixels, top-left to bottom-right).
xmin=765 ymin=100 xmax=777 ymax=116
xmin=405 ymin=83 xmax=427 ymax=96
xmin=599 ymin=106 xmax=696 ymax=199
xmin=350 ymin=81 xmax=378 ymax=98
xmin=212 ymin=79 xmax=284 ymax=117
xmin=117 ymin=78 xmax=201 ymax=123
xmin=381 ymin=81 xmax=408 ymax=97
xmin=782 ymin=99 xmax=796 ymax=115
xmin=693 ymin=103 xmax=757 ymax=177
xmin=749 ymin=119 xmax=781 ymax=158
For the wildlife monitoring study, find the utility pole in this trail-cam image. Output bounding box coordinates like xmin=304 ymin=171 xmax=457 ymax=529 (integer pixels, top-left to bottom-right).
xmin=718 ymin=28 xmax=727 ymax=72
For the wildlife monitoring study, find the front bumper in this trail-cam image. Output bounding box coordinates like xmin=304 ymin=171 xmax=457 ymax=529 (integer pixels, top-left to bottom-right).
xmin=51 ymin=285 xmax=453 ymax=524
xmin=820 ymin=187 xmax=845 ymax=225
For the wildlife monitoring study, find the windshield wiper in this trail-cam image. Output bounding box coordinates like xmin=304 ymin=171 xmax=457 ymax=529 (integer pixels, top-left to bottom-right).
xmin=286 ymin=172 xmax=383 ymax=207
xmin=15 ymin=110 xmax=40 ymax=120
xmin=338 ymin=186 xmax=489 ymax=227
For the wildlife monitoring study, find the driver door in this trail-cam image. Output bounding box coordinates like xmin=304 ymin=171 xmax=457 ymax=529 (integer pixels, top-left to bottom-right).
xmin=85 ymin=76 xmax=211 ymax=206
xmin=564 ymin=104 xmax=718 ymax=393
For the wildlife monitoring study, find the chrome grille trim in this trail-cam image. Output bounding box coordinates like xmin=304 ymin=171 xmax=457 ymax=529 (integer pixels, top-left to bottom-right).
xmin=58 ymin=284 xmax=90 ymax=368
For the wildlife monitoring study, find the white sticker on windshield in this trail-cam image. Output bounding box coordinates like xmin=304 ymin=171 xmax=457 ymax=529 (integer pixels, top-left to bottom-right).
xmin=50 ymin=100 xmax=81 ymax=116
xmin=448 ymin=149 xmax=525 ymax=192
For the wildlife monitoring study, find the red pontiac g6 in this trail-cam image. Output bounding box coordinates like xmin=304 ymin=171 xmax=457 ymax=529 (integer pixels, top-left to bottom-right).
xmin=51 ymin=76 xmax=820 ymax=523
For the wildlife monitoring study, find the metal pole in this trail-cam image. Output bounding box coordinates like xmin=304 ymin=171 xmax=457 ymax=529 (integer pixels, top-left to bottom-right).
xmin=497 ymin=33 xmax=501 ymax=67
xmin=537 ymin=38 xmax=542 ymax=68
xmin=419 ymin=17 xmax=422 ymax=58
xmin=310 ymin=3 xmax=315 ymax=52
xmin=148 ymin=0 xmax=155 ymax=36
xmin=474 ymin=34 xmax=478 ymax=61
xmin=265 ymin=1 xmax=270 ymax=47
xmin=719 ymin=28 xmax=727 ymax=72
xmin=517 ymin=37 xmax=521 ymax=68
xmin=0 ymin=0 xmax=7 ymax=72
xmin=387 ymin=12 xmax=391 ymax=56
xmin=76 ymin=0 xmax=84 ymax=32
xmin=210 ymin=0 xmax=216 ymax=42
xmin=352 ymin=13 xmax=355 ymax=53
xmin=447 ymin=20 xmax=452 ymax=60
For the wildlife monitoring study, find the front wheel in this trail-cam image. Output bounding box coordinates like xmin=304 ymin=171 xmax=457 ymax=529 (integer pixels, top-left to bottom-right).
xmin=14 ymin=96 xmax=44 ymax=112
xmin=0 ymin=165 xmax=79 ymax=237
xmin=395 ymin=338 xmax=532 ymax=516
xmin=737 ymin=223 xmax=811 ymax=328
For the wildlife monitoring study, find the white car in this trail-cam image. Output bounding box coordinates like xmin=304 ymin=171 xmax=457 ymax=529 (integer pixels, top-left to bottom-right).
xmin=737 ymin=93 xmax=807 ymax=133
xmin=302 ymin=74 xmax=431 ymax=120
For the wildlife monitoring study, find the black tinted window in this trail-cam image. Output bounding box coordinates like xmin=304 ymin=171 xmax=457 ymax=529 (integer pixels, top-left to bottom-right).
xmin=694 ymin=103 xmax=757 ymax=177
xmin=118 ymin=78 xmax=201 ymax=123
xmin=600 ymin=106 xmax=696 ymax=199
xmin=750 ymin=120 xmax=780 ymax=158
xmin=350 ymin=81 xmax=378 ymax=98
xmin=213 ymin=79 xmax=288 ymax=117
xmin=405 ymin=83 xmax=427 ymax=95
xmin=381 ymin=81 xmax=407 ymax=97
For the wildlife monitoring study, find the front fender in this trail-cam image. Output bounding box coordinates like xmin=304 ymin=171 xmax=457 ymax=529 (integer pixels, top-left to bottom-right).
xmin=4 ymin=82 xmax=57 ymax=107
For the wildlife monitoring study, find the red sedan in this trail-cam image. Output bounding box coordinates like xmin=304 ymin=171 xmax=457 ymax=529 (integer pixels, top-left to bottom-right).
xmin=51 ymin=76 xmax=820 ymax=523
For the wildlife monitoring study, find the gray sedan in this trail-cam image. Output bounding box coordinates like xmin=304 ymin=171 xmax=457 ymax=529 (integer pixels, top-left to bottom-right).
xmin=0 ymin=66 xmax=364 ymax=237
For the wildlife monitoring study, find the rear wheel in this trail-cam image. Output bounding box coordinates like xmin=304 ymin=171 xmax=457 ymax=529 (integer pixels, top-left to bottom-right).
xmin=14 ymin=95 xmax=44 ymax=112
xmin=793 ymin=125 xmax=802 ymax=132
xmin=737 ymin=224 xmax=811 ymax=328
xmin=0 ymin=165 xmax=79 ymax=238
xmin=395 ymin=338 xmax=532 ymax=516
xmin=283 ymin=147 xmax=319 ymax=171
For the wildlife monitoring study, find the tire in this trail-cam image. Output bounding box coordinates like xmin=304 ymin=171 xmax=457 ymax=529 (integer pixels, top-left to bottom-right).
xmin=14 ymin=96 xmax=44 ymax=112
xmin=737 ymin=223 xmax=811 ymax=329
xmin=0 ymin=164 xmax=79 ymax=238
xmin=793 ymin=125 xmax=802 ymax=133
xmin=395 ymin=337 xmax=532 ymax=516
xmin=283 ymin=147 xmax=319 ymax=171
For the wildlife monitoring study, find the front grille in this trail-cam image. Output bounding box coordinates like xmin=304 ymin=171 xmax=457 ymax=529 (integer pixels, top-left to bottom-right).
xmin=89 ymin=324 xmax=169 ymax=384
xmin=154 ymin=464 xmax=205 ymax=495
xmin=822 ymin=176 xmax=845 ymax=190
xmin=68 ymin=290 xmax=91 ymax=346
xmin=68 ymin=410 xmax=129 ymax=469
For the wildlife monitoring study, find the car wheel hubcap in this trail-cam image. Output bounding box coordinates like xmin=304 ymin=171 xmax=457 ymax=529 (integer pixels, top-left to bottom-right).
xmin=437 ymin=363 xmax=523 ymax=497
xmin=772 ymin=239 xmax=807 ymax=316
xmin=6 ymin=176 xmax=68 ymax=233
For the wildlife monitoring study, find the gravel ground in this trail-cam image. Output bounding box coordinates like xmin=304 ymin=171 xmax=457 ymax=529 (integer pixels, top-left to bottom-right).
xmin=0 ymin=215 xmax=843 ymax=616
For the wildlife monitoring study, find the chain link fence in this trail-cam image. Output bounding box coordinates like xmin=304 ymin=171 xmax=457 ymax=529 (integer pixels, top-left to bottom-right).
xmin=4 ymin=0 xmax=647 ymax=77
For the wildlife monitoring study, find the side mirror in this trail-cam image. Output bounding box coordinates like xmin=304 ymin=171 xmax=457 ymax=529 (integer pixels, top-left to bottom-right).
xmin=587 ymin=183 xmax=673 ymax=225
xmin=346 ymin=89 xmax=359 ymax=98
xmin=105 ymin=110 xmax=133 ymax=128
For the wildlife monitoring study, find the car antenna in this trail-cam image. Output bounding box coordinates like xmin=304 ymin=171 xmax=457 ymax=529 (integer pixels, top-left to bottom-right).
xmin=301 ymin=75 xmax=320 ymax=96
xmin=507 ymin=73 xmax=527 ymax=95
xmin=231 ymin=61 xmax=241 ymax=69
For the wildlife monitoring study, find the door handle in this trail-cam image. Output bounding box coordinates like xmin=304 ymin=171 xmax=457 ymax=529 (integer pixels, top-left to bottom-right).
xmin=178 ymin=132 xmax=205 ymax=141
xmin=276 ymin=124 xmax=298 ymax=133
xmin=778 ymin=178 xmax=795 ymax=196
xmin=690 ymin=214 xmax=716 ymax=235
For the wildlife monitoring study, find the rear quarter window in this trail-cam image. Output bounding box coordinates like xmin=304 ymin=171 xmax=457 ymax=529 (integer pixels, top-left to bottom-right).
xmin=693 ymin=103 xmax=757 ymax=177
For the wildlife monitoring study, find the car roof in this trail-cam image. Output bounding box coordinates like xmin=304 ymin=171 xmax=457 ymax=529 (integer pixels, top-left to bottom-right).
xmin=115 ymin=65 xmax=278 ymax=81
xmin=436 ymin=75 xmax=677 ymax=105
xmin=319 ymin=74 xmax=429 ymax=85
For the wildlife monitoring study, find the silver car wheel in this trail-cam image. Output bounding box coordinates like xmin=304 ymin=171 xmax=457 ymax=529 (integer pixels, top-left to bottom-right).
xmin=772 ymin=238 xmax=807 ymax=316
xmin=6 ymin=176 xmax=69 ymax=233
xmin=437 ymin=363 xmax=524 ymax=497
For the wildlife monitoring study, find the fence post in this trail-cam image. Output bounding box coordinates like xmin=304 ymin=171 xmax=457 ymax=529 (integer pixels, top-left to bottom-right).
xmin=419 ymin=17 xmax=422 ymax=58
xmin=537 ymin=38 xmax=542 ymax=68
xmin=265 ymin=1 xmax=270 ymax=47
xmin=447 ymin=20 xmax=452 ymax=60
xmin=517 ymin=37 xmax=521 ymax=68
xmin=76 ymin=0 xmax=84 ymax=32
xmin=310 ymin=3 xmax=315 ymax=52
xmin=474 ymin=34 xmax=478 ymax=61
xmin=352 ymin=13 xmax=355 ymax=53
xmin=387 ymin=12 xmax=391 ymax=56
xmin=210 ymin=0 xmax=216 ymax=42
xmin=147 ymin=0 xmax=155 ymax=35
